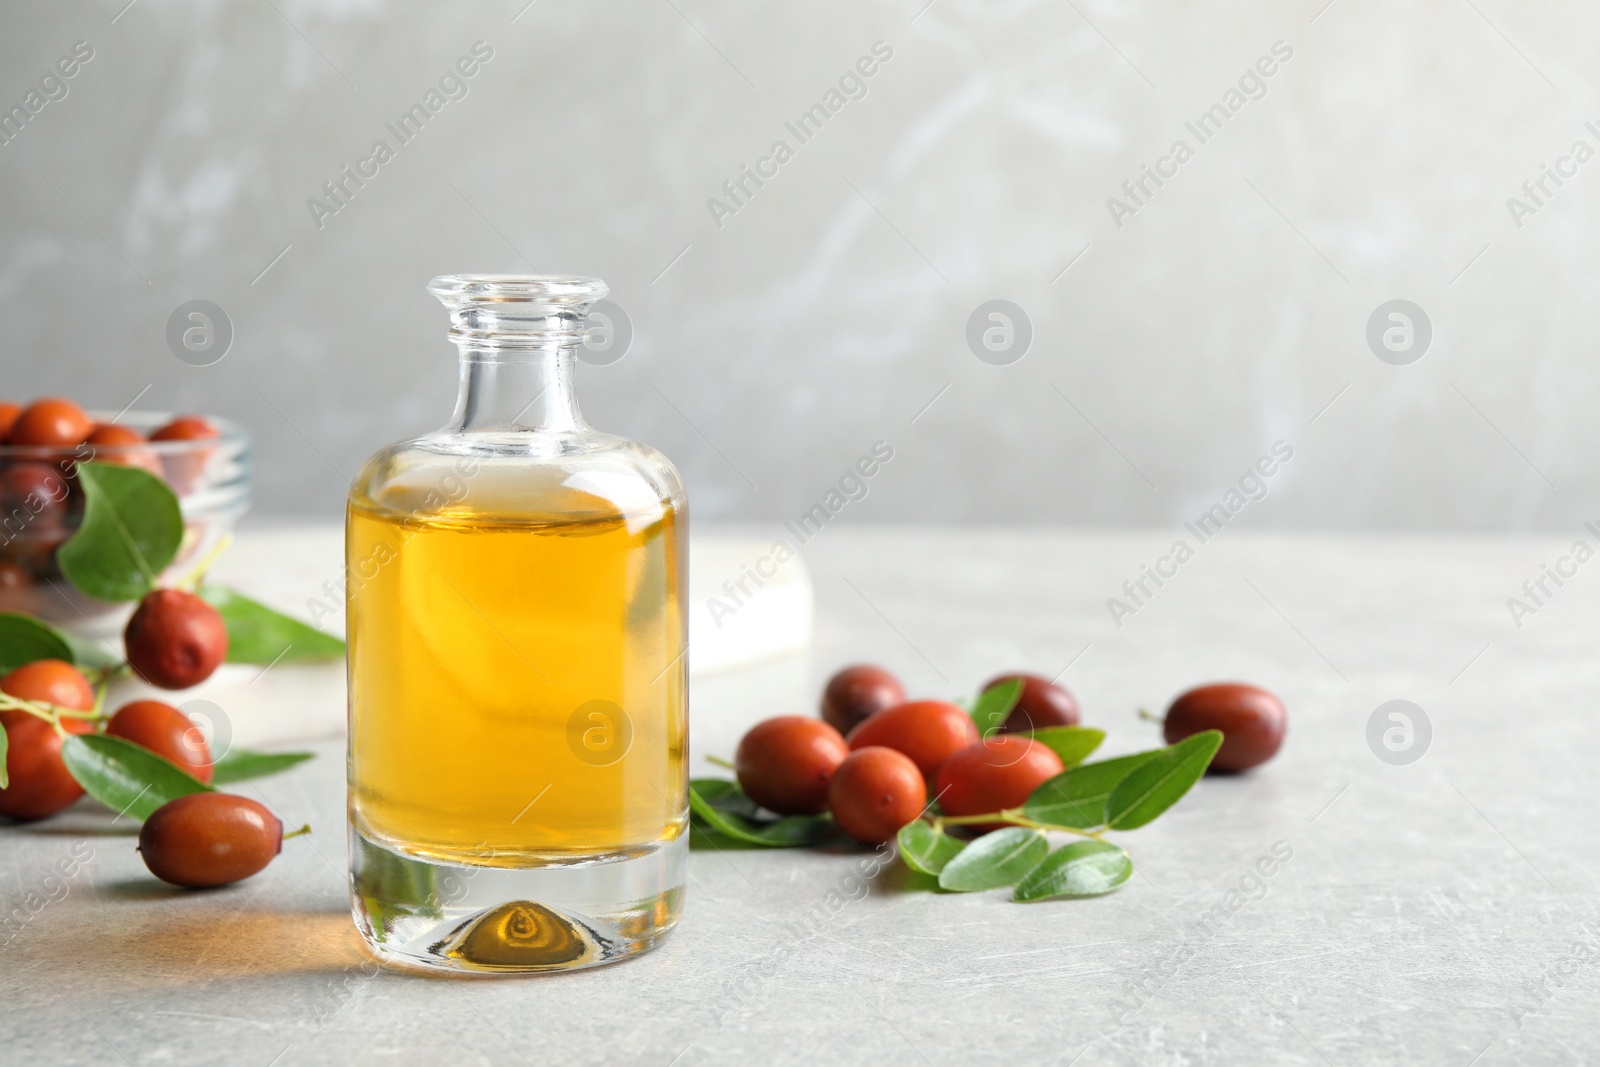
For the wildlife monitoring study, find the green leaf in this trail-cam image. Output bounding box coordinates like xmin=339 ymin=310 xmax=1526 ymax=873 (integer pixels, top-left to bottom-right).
xmin=689 ymin=777 xmax=762 ymax=818
xmin=1012 ymin=840 xmax=1133 ymax=901
xmin=687 ymin=780 xmax=840 ymax=847
xmin=1106 ymin=730 xmax=1223 ymax=830
xmin=59 ymin=631 xmax=122 ymax=672
xmin=60 ymin=733 xmax=212 ymax=822
xmin=199 ymin=585 xmax=345 ymax=664
xmin=0 ymin=613 xmax=74 ymax=672
xmin=1024 ymin=751 xmax=1165 ymax=830
xmin=0 ymin=614 xmax=122 ymax=675
xmin=354 ymin=832 xmax=438 ymax=936
xmin=937 ymin=827 xmax=1048 ymax=892
xmin=970 ymin=678 xmax=1023 ymax=737
xmin=897 ymin=820 xmax=966 ymax=876
xmin=210 ymin=748 xmax=315 ymax=784
xmin=1023 ymin=726 xmax=1105 ymax=767
xmin=57 ymin=463 xmax=183 ymax=602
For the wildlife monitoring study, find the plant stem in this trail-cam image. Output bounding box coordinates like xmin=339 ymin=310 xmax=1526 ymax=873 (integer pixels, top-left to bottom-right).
xmin=705 ymin=754 xmax=735 ymax=770
xmin=86 ymin=662 xmax=131 ymax=689
xmin=176 ymin=533 xmax=234 ymax=593
xmin=1136 ymin=707 xmax=1163 ymax=725
xmin=0 ymin=692 xmax=100 ymax=725
xmin=282 ymin=824 xmax=313 ymax=840
xmin=931 ymin=808 xmax=1110 ymax=843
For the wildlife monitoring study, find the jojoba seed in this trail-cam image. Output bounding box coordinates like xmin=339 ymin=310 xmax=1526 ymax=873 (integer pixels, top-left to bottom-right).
xmin=0 ymin=716 xmax=93 ymax=821
xmin=1163 ymin=683 xmax=1286 ymax=773
xmin=7 ymin=398 xmax=91 ymax=447
xmin=124 ymin=589 xmax=229 ymax=690
xmin=149 ymin=415 xmax=219 ymax=442
xmin=734 ymin=716 xmax=849 ymax=815
xmin=846 ymin=700 xmax=978 ymax=783
xmin=150 ymin=416 xmax=219 ymax=493
xmin=827 ymin=746 xmax=926 ymax=845
xmin=0 ymin=658 xmax=94 ymax=731
xmin=0 ymin=564 xmax=44 ymax=616
xmin=88 ymin=423 xmax=146 ymax=446
xmin=108 ymin=700 xmax=213 ymax=783
xmin=984 ymin=672 xmax=1081 ymax=733
xmin=0 ymin=461 xmax=71 ymax=525
xmin=138 ymin=793 xmax=283 ymax=888
xmin=820 ymin=664 xmax=906 ymax=735
xmin=86 ymin=423 xmax=164 ymax=476
xmin=936 ymin=737 xmax=1065 ymax=828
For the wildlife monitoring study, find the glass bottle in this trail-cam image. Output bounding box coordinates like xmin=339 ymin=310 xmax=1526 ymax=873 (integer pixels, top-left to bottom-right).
xmin=346 ymin=275 xmax=688 ymax=973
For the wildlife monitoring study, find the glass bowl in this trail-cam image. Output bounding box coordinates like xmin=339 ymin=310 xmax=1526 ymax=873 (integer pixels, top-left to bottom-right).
xmin=0 ymin=412 xmax=250 ymax=627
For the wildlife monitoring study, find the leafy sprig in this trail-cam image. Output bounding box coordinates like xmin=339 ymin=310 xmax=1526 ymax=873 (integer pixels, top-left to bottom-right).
xmin=687 ymin=675 xmax=1224 ymax=903
xmin=0 ymin=676 xmax=314 ymax=798
xmin=1 ymin=462 xmax=335 ymax=809
xmin=47 ymin=463 xmax=345 ymax=666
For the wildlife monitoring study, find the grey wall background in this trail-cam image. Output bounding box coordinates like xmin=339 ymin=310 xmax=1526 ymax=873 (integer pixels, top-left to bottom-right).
xmin=0 ymin=0 xmax=1592 ymax=529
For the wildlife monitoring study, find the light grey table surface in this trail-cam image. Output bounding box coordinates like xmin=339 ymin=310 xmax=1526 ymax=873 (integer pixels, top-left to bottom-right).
xmin=4 ymin=524 xmax=1598 ymax=1066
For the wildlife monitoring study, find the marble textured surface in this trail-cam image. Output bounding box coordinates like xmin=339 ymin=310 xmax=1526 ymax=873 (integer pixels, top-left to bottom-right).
xmin=2 ymin=2 xmax=1595 ymax=530
xmin=4 ymin=523 xmax=1599 ymax=1065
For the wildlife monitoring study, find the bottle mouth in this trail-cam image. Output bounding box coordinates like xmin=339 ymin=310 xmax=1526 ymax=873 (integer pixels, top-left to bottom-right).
xmin=428 ymin=274 xmax=608 ymax=351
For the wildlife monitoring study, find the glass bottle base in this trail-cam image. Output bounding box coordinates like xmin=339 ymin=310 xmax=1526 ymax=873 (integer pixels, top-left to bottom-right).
xmin=349 ymin=820 xmax=686 ymax=975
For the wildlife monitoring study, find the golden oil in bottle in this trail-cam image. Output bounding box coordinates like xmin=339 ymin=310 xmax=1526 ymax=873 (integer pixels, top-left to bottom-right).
xmin=346 ymin=276 xmax=688 ymax=973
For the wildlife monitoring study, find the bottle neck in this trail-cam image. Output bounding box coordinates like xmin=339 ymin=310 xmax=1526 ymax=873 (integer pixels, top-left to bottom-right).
xmin=449 ymin=347 xmax=586 ymax=434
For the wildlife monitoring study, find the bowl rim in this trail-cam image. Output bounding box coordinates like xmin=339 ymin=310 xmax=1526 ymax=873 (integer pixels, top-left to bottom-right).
xmin=0 ymin=412 xmax=250 ymax=457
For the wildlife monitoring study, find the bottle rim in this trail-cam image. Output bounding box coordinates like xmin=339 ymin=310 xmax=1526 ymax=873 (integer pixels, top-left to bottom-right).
xmin=428 ymin=275 xmax=608 ymax=352
xmin=427 ymin=274 xmax=608 ymax=304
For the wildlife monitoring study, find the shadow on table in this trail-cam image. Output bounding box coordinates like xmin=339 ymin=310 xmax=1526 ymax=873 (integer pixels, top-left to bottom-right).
xmin=18 ymin=907 xmax=371 ymax=989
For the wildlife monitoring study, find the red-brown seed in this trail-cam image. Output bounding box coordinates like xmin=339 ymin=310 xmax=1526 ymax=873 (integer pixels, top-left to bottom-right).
xmin=0 ymin=716 xmax=93 ymax=821
xmin=734 ymin=716 xmax=850 ymax=815
xmin=820 ymin=664 xmax=906 ymax=735
xmin=149 ymin=416 xmax=219 ymax=442
xmin=107 ymin=700 xmax=214 ymax=783
xmin=935 ymin=736 xmax=1065 ymax=830
xmin=846 ymin=700 xmax=978 ymax=783
xmin=984 ymin=672 xmax=1081 ymax=733
xmin=7 ymin=398 xmax=92 ymax=447
xmin=0 ymin=461 xmax=72 ymax=526
xmin=1163 ymin=683 xmax=1286 ymax=773
xmin=138 ymin=793 xmax=283 ymax=887
xmin=86 ymin=424 xmax=164 ymax=476
xmin=0 ymin=659 xmax=95 ymax=731
xmin=827 ymin=746 xmax=926 ymax=845
xmin=0 ymin=560 xmax=30 ymax=593
xmin=124 ymin=589 xmax=229 ymax=690
xmin=149 ymin=416 xmax=219 ymax=493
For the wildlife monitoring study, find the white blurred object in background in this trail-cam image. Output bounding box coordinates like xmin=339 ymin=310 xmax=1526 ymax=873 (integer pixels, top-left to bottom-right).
xmin=105 ymin=527 xmax=813 ymax=747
